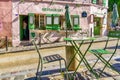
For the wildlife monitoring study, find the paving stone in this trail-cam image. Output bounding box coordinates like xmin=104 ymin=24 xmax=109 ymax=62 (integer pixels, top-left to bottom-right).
xmin=26 ymin=73 xmax=36 ymax=78
xmin=113 ymin=76 xmax=120 ymax=80
xmin=14 ymin=75 xmax=25 ymax=80
xmin=49 ymin=75 xmax=64 ymax=80
xmin=99 ymin=77 xmax=114 ymax=80
xmin=1 ymin=77 xmax=10 ymax=80
xmin=10 ymin=77 xmax=15 ymax=80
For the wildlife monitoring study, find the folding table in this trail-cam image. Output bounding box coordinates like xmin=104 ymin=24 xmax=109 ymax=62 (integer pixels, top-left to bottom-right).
xmin=64 ymin=37 xmax=99 ymax=79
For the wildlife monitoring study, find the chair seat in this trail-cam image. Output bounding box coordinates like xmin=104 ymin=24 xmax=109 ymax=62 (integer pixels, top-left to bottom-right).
xmin=89 ymin=49 xmax=113 ymax=54
xmin=43 ymin=54 xmax=64 ymax=63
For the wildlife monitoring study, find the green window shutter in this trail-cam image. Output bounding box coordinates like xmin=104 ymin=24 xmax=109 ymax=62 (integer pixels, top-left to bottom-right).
xmin=28 ymin=13 xmax=35 ymax=30
xmin=102 ymin=0 xmax=106 ymax=6
xmin=46 ymin=14 xmax=52 ymax=16
xmin=92 ymin=0 xmax=96 ymax=4
xmin=52 ymin=14 xmax=60 ymax=17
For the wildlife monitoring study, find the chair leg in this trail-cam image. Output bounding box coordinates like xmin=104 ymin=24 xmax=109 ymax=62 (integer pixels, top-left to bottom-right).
xmin=62 ymin=59 xmax=71 ymax=80
xmin=98 ymin=54 xmax=120 ymax=76
xmin=91 ymin=54 xmax=102 ymax=69
xmin=36 ymin=61 xmax=43 ymax=80
xmin=91 ymin=58 xmax=100 ymax=69
xmin=59 ymin=60 xmax=62 ymax=73
xmin=94 ymin=53 xmax=120 ymax=77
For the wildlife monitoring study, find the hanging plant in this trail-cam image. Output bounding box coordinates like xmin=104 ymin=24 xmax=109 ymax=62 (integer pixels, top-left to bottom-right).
xmin=76 ymin=4 xmax=80 ymax=7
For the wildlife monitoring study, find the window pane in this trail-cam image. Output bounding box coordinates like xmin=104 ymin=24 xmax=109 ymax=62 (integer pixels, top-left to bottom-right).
xmin=46 ymin=16 xmax=52 ymax=25
xmin=54 ymin=17 xmax=59 ymax=24
xmin=35 ymin=14 xmax=39 ymax=29
xmin=92 ymin=0 xmax=96 ymax=4
xmin=74 ymin=17 xmax=79 ymax=25
xmin=30 ymin=16 xmax=34 ymax=24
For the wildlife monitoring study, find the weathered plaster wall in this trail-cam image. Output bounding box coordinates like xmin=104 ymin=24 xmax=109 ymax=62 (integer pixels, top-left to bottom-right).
xmin=12 ymin=1 xmax=20 ymax=47
xmin=12 ymin=1 xmax=91 ymax=46
xmin=0 ymin=0 xmax=12 ymax=38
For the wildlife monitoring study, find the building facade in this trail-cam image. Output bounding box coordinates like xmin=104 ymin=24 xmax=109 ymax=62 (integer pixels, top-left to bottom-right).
xmin=11 ymin=0 xmax=108 ymax=46
xmin=0 ymin=0 xmax=12 ymax=38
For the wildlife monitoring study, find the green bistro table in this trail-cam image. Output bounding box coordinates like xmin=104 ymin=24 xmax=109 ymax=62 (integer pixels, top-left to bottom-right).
xmin=64 ymin=37 xmax=99 ymax=79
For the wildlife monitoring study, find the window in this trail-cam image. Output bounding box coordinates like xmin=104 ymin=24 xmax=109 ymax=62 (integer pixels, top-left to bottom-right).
xmin=35 ymin=14 xmax=45 ymax=30
xmin=30 ymin=16 xmax=34 ymax=24
xmin=102 ymin=0 xmax=106 ymax=6
xmin=92 ymin=0 xmax=106 ymax=6
xmin=54 ymin=16 xmax=59 ymax=25
xmin=92 ymin=0 xmax=96 ymax=4
xmin=73 ymin=15 xmax=80 ymax=30
xmin=35 ymin=14 xmax=39 ymax=29
xmin=40 ymin=15 xmax=45 ymax=30
xmin=46 ymin=14 xmax=60 ymax=30
xmin=74 ymin=17 xmax=79 ymax=25
xmin=46 ymin=16 xmax=52 ymax=25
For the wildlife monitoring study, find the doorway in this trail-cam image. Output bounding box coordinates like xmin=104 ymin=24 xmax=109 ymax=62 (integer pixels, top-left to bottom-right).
xmin=94 ymin=17 xmax=101 ymax=36
xmin=20 ymin=15 xmax=29 ymax=41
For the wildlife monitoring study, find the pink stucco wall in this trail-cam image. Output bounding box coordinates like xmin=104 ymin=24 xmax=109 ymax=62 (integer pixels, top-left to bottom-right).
xmin=18 ymin=2 xmax=90 ymax=29
xmin=12 ymin=1 xmax=91 ymax=46
xmin=0 ymin=0 xmax=12 ymax=38
xmin=12 ymin=0 xmax=108 ymax=46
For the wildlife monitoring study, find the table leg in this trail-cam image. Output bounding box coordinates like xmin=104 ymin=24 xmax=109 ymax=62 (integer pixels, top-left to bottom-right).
xmin=71 ymin=40 xmax=99 ymax=78
xmin=67 ymin=41 xmax=84 ymax=69
xmin=71 ymin=41 xmax=92 ymax=74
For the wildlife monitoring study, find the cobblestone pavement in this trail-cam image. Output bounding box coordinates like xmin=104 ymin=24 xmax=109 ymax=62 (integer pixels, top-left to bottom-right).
xmin=0 ymin=37 xmax=120 ymax=80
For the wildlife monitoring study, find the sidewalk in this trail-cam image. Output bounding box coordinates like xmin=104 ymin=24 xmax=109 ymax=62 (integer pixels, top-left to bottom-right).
xmin=0 ymin=36 xmax=113 ymax=54
xmin=0 ymin=37 xmax=120 ymax=80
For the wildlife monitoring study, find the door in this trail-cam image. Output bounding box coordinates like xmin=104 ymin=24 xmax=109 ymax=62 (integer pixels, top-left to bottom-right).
xmin=20 ymin=15 xmax=29 ymax=41
xmin=94 ymin=17 xmax=101 ymax=36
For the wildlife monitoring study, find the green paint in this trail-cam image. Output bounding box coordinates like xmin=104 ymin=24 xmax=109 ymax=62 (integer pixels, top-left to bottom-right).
xmin=31 ymin=32 xmax=36 ymax=38
xmin=103 ymin=0 xmax=106 ymax=6
xmin=94 ymin=18 xmax=101 ymax=35
xmin=73 ymin=25 xmax=81 ymax=30
xmin=73 ymin=15 xmax=80 ymax=30
xmin=46 ymin=14 xmax=60 ymax=30
xmin=28 ymin=13 xmax=35 ymax=30
xmin=20 ymin=15 xmax=24 ymax=41
xmin=94 ymin=26 xmax=100 ymax=35
xmin=108 ymin=31 xmax=120 ymax=38
xmin=92 ymin=0 xmax=97 ymax=4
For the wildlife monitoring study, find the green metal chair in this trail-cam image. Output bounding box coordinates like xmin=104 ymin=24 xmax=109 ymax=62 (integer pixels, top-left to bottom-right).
xmin=31 ymin=39 xmax=68 ymax=80
xmin=89 ymin=30 xmax=120 ymax=77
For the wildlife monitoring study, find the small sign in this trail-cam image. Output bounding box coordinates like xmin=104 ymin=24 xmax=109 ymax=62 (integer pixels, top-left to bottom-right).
xmin=82 ymin=11 xmax=87 ymax=17
xmin=42 ymin=8 xmax=63 ymax=12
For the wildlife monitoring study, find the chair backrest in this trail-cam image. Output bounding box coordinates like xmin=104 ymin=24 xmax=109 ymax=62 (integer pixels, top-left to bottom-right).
xmin=32 ymin=39 xmax=42 ymax=59
xmin=104 ymin=30 xmax=120 ymax=53
xmin=108 ymin=30 xmax=120 ymax=38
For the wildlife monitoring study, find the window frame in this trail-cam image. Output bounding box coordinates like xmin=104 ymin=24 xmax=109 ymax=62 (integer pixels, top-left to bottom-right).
xmin=46 ymin=14 xmax=60 ymax=30
xmin=73 ymin=15 xmax=79 ymax=26
xmin=46 ymin=16 xmax=52 ymax=25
